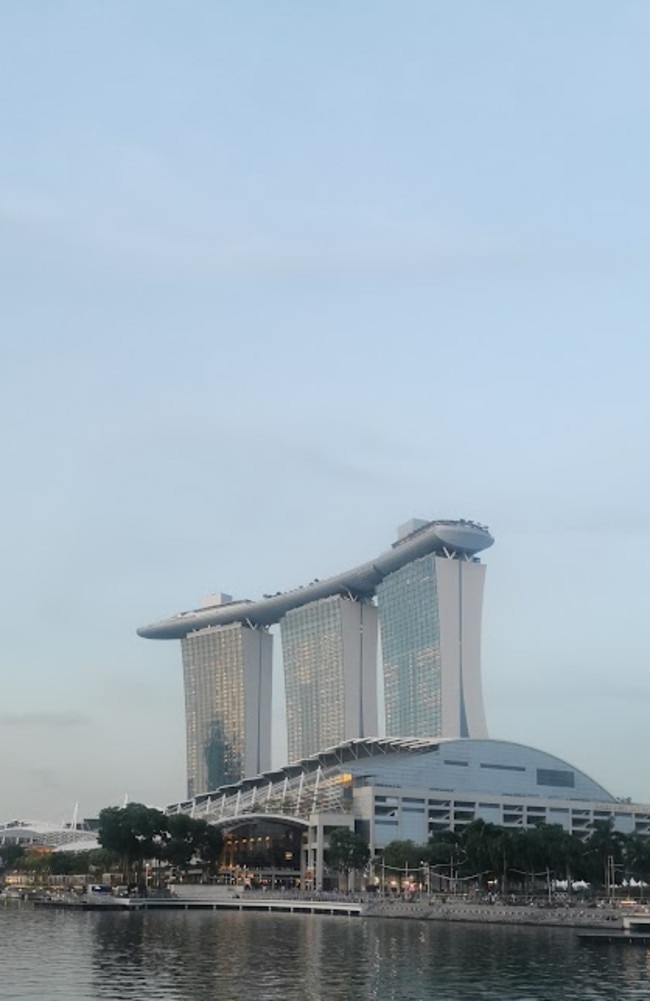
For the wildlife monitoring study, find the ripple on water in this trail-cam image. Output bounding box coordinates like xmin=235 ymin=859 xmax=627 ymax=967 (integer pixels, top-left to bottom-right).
xmin=3 ymin=905 xmax=650 ymax=1001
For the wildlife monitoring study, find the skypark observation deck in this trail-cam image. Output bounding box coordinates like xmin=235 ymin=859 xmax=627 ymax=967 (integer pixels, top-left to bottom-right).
xmin=138 ymin=517 xmax=495 ymax=795
xmin=137 ymin=519 xmax=493 ymax=640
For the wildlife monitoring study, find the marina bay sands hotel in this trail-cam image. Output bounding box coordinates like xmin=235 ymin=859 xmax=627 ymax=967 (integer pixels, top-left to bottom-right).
xmin=138 ymin=518 xmax=494 ymax=798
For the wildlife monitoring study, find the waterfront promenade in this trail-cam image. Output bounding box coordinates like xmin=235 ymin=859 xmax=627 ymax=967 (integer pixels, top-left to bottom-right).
xmin=26 ymin=889 xmax=362 ymax=917
xmin=363 ymin=895 xmax=636 ymax=928
xmin=12 ymin=884 xmax=639 ymax=929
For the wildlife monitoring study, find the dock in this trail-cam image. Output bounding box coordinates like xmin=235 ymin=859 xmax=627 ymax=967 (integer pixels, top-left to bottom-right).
xmin=31 ymin=894 xmax=363 ymax=917
xmin=579 ymin=911 xmax=650 ymax=945
xmin=578 ymin=930 xmax=650 ymax=946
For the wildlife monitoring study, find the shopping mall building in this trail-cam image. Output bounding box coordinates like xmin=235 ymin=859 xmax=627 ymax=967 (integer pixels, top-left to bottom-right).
xmin=167 ymin=736 xmax=650 ymax=890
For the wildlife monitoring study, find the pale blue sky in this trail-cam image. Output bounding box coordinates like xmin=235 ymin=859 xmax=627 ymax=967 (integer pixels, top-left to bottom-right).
xmin=2 ymin=2 xmax=650 ymax=820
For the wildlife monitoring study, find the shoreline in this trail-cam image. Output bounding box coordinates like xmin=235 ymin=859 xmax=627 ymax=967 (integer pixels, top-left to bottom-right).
xmin=3 ymin=888 xmax=643 ymax=930
xmin=363 ymin=897 xmax=637 ymax=928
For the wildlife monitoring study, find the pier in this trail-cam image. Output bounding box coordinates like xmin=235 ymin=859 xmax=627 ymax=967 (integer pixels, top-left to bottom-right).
xmin=31 ymin=891 xmax=363 ymax=917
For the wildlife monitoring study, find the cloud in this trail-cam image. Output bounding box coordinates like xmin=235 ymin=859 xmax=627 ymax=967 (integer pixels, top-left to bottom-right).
xmin=0 ymin=711 xmax=91 ymax=729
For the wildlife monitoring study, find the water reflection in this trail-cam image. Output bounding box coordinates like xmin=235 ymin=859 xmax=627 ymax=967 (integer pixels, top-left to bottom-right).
xmin=90 ymin=911 xmax=374 ymax=1000
xmin=4 ymin=904 xmax=650 ymax=1001
xmin=88 ymin=912 xmax=650 ymax=1001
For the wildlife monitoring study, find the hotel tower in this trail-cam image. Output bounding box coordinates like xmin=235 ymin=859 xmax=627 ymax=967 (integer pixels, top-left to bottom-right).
xmin=138 ymin=518 xmax=493 ymax=797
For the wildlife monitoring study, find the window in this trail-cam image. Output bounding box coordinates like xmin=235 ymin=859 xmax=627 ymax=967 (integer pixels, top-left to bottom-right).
xmin=537 ymin=768 xmax=574 ymax=788
xmin=480 ymin=762 xmax=525 ymax=772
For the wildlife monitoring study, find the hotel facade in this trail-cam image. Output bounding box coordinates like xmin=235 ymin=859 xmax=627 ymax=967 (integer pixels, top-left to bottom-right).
xmin=138 ymin=518 xmax=494 ymax=797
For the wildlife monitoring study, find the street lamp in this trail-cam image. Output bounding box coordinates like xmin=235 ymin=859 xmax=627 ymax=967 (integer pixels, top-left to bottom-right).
xmin=420 ymin=860 xmax=431 ymax=896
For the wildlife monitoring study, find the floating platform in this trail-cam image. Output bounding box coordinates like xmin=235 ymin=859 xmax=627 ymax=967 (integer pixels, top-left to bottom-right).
xmin=32 ymin=896 xmax=363 ymax=917
xmin=578 ymin=930 xmax=650 ymax=946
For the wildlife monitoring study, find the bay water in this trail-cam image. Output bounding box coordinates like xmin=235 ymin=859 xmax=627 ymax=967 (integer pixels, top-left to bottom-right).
xmin=1 ymin=903 xmax=649 ymax=1000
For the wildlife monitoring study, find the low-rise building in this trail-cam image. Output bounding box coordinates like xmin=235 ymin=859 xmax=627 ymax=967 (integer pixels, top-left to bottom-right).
xmin=167 ymin=737 xmax=650 ymax=890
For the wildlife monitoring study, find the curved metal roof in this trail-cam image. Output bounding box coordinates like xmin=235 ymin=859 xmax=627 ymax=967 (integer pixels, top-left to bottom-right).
xmin=0 ymin=820 xmax=99 ymax=849
xmin=138 ymin=518 xmax=493 ymax=639
xmin=165 ymin=736 xmax=622 ymax=821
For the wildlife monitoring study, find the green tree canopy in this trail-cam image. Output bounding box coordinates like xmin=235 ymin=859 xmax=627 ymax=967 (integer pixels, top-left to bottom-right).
xmin=326 ymin=828 xmax=370 ymax=874
xmin=194 ymin=821 xmax=223 ymax=875
xmin=0 ymin=844 xmax=25 ymax=870
xmin=164 ymin=813 xmax=200 ymax=869
xmin=98 ymin=803 xmax=168 ymax=878
xmin=382 ymin=839 xmax=424 ymax=870
xmin=163 ymin=814 xmax=224 ymax=874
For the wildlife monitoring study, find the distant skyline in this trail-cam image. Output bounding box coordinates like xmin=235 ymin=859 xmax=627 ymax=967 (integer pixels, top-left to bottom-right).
xmin=2 ymin=1 xmax=650 ymax=819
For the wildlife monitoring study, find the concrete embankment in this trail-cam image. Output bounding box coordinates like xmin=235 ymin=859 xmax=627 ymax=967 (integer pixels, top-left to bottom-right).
xmin=175 ymin=889 xmax=637 ymax=929
xmin=10 ymin=883 xmax=639 ymax=929
xmin=364 ymin=897 xmax=630 ymax=928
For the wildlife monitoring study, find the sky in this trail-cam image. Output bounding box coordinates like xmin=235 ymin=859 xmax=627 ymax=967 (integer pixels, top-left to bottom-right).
xmin=1 ymin=1 xmax=650 ymax=822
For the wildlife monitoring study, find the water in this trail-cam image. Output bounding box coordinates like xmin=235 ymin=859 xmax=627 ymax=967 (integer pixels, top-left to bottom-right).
xmin=2 ymin=904 xmax=650 ymax=1001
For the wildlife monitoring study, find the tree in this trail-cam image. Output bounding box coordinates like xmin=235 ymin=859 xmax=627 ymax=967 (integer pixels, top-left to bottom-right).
xmin=194 ymin=821 xmax=223 ymax=878
xmin=624 ymin=833 xmax=650 ymax=886
xmin=98 ymin=803 xmax=168 ymax=882
xmin=426 ymin=830 xmax=462 ymax=866
xmin=85 ymin=847 xmax=121 ymax=875
xmin=16 ymin=852 xmax=51 ymax=877
xmin=0 ymin=844 xmax=25 ymax=871
xmin=460 ymin=820 xmax=500 ymax=885
xmin=163 ymin=814 xmax=200 ymax=870
xmin=581 ymin=819 xmax=625 ymax=892
xmin=326 ymin=828 xmax=370 ymax=886
xmin=424 ymin=832 xmax=466 ymax=892
xmin=49 ymin=852 xmax=83 ymax=876
xmin=382 ymin=839 xmax=423 ymax=871
xmin=162 ymin=815 xmax=224 ymax=878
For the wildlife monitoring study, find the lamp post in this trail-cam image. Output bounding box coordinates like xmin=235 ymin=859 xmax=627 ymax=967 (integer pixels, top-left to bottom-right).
xmin=420 ymin=861 xmax=431 ymax=896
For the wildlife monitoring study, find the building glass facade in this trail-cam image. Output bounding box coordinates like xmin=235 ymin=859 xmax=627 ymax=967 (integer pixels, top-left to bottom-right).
xmin=140 ymin=516 xmax=493 ymax=795
xmin=377 ymin=553 xmax=488 ymax=740
xmin=181 ymin=623 xmax=272 ymax=798
xmin=281 ymin=595 xmax=378 ymax=763
xmin=377 ymin=554 xmax=443 ymax=737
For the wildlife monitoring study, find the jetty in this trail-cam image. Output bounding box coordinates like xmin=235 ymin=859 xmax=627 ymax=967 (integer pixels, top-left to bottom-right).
xmin=30 ymin=887 xmax=363 ymax=917
xmin=578 ymin=910 xmax=650 ymax=945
